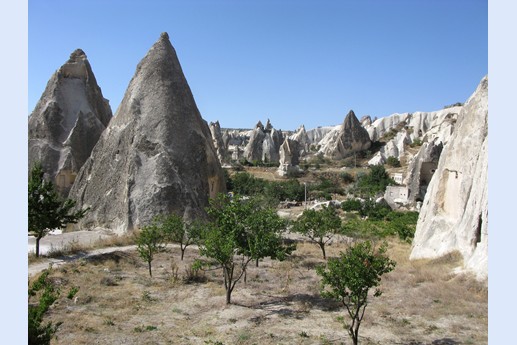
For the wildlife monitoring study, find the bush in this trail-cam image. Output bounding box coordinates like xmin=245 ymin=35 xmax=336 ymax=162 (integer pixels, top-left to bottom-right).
xmin=341 ymin=199 xmax=362 ymax=212
xmin=409 ymin=138 xmax=423 ymax=148
xmin=354 ymin=165 xmax=395 ymax=197
xmin=340 ymin=172 xmax=355 ymax=183
xmin=385 ymin=156 xmax=401 ymax=168
xmin=29 ymin=269 xmax=62 ymax=345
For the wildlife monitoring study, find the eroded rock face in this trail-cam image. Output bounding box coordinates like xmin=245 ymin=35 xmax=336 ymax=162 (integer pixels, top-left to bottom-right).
xmin=28 ymin=49 xmax=112 ymax=196
xmin=243 ymin=119 xmax=282 ymax=163
xmin=410 ymin=76 xmax=488 ymax=281
xmin=289 ymin=125 xmax=310 ymax=156
xmin=319 ymin=110 xmax=371 ymax=160
xmin=209 ymin=121 xmax=228 ymax=164
xmin=68 ymin=32 xmax=226 ymax=233
xmin=277 ymin=138 xmax=301 ymax=176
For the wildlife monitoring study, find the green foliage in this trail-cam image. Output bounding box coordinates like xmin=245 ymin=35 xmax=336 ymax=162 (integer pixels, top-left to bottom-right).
xmin=136 ymin=219 xmax=166 ymax=277
xmin=28 ymin=269 xmax=62 ymax=345
xmin=385 ymin=156 xmax=401 ymax=168
xmin=28 ymin=163 xmax=88 ymax=257
xmin=292 ymin=206 xmax=342 ymax=259
xmin=354 ymin=165 xmax=395 ymax=197
xmin=341 ymin=199 xmax=362 ymax=212
xmin=230 ymin=172 xmax=305 ymax=202
xmin=384 ymin=211 xmax=419 ymax=241
xmin=66 ymin=286 xmax=79 ymax=299
xmin=358 ymin=199 xmax=392 ymax=220
xmin=199 ymin=194 xmax=294 ymax=304
xmin=409 ymin=138 xmax=423 ymax=148
xmin=158 ymin=213 xmax=203 ymax=260
xmin=341 ymin=210 xmax=418 ymax=241
xmin=316 ymin=241 xmax=396 ymax=345
xmin=340 ymin=172 xmax=355 ymax=184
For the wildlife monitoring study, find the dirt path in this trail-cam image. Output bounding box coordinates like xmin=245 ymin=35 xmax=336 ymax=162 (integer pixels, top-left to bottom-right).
xmin=28 ymin=245 xmax=137 ymax=277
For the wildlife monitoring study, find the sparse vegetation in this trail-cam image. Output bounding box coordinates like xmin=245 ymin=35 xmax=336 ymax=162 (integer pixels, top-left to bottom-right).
xmin=28 ymin=268 xmax=62 ymax=345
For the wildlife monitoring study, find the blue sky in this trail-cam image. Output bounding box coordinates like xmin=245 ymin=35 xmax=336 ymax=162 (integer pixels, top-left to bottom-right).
xmin=29 ymin=0 xmax=487 ymax=130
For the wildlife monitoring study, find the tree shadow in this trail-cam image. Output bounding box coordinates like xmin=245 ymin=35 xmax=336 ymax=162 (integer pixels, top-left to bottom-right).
xmin=403 ymin=339 xmax=460 ymax=345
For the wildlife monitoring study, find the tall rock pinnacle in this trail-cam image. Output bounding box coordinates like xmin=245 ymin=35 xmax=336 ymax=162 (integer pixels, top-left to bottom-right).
xmin=319 ymin=110 xmax=371 ymax=160
xmin=28 ymin=49 xmax=113 ymax=196
xmin=68 ymin=32 xmax=226 ymax=233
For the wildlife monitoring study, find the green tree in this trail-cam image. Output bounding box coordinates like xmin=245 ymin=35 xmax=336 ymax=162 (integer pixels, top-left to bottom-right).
xmin=355 ymin=165 xmax=395 ymax=197
xmin=199 ymin=194 xmax=293 ymax=304
xmin=159 ymin=213 xmax=203 ymax=260
xmin=292 ymin=206 xmax=342 ymax=259
xmin=28 ymin=163 xmax=87 ymax=257
xmin=136 ymin=219 xmax=166 ymax=277
xmin=316 ymin=241 xmax=396 ymax=345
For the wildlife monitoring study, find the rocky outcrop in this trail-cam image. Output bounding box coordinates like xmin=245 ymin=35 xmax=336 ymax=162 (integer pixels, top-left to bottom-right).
xmin=68 ymin=32 xmax=226 ymax=234
xmin=403 ymin=139 xmax=444 ymax=203
xmin=209 ymin=121 xmax=228 ymax=164
xmin=28 ymin=49 xmax=112 ymax=196
xmin=243 ymin=119 xmax=283 ymax=164
xmin=289 ymin=125 xmax=310 ymax=155
xmin=277 ymin=138 xmax=301 ymax=176
xmin=319 ymin=110 xmax=371 ymax=160
xmin=410 ymin=76 xmax=488 ymax=281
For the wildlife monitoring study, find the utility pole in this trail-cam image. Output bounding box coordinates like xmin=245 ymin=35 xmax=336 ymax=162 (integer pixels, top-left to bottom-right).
xmin=304 ymin=182 xmax=307 ymax=209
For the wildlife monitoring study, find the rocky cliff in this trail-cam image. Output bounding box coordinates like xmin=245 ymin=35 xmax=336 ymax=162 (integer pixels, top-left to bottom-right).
xmin=410 ymin=76 xmax=488 ymax=280
xmin=68 ymin=33 xmax=225 ymax=233
xmin=28 ymin=49 xmax=112 ymax=196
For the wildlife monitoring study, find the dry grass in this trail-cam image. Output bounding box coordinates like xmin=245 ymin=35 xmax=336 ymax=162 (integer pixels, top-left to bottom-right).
xmin=31 ymin=239 xmax=487 ymax=345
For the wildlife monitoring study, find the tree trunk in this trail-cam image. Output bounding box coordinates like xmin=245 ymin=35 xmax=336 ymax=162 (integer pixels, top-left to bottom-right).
xmin=35 ymin=237 xmax=41 ymax=257
xmin=225 ymin=287 xmax=232 ymax=304
xmin=256 ymin=258 xmax=259 ymax=267
xmin=148 ymin=261 xmax=152 ymax=277
xmin=319 ymin=242 xmax=326 ymax=259
xmin=181 ymin=248 xmax=185 ymax=261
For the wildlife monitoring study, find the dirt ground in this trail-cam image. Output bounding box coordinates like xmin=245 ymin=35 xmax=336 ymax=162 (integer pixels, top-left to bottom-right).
xmin=31 ymin=238 xmax=487 ymax=345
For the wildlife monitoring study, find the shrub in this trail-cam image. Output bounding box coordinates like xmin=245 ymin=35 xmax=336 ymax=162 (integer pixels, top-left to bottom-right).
xmin=341 ymin=199 xmax=362 ymax=212
xmin=340 ymin=172 xmax=355 ymax=183
xmin=385 ymin=156 xmax=401 ymax=168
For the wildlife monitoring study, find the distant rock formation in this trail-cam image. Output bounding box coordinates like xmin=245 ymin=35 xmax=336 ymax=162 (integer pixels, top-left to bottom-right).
xmin=410 ymin=76 xmax=488 ymax=280
xmin=319 ymin=110 xmax=371 ymax=160
xmin=68 ymin=32 xmax=226 ymax=233
xmin=209 ymin=121 xmax=228 ymax=164
xmin=289 ymin=125 xmax=310 ymax=155
xmin=28 ymin=49 xmax=112 ymax=196
xmin=243 ymin=119 xmax=283 ymax=164
xmin=360 ymin=115 xmax=372 ymax=127
xmin=277 ymin=139 xmax=301 ymax=176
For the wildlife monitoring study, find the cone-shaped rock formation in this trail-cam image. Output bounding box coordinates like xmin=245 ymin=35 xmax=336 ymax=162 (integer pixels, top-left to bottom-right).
xmin=28 ymin=49 xmax=112 ymax=196
xmin=319 ymin=110 xmax=371 ymax=159
xmin=68 ymin=32 xmax=225 ymax=233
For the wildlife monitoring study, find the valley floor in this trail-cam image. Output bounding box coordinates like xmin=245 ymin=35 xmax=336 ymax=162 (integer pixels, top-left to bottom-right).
xmin=29 ymin=237 xmax=487 ymax=345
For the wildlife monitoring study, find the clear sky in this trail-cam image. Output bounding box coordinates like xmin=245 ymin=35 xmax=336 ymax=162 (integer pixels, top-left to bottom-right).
xmin=29 ymin=0 xmax=487 ymax=131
